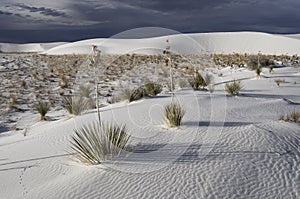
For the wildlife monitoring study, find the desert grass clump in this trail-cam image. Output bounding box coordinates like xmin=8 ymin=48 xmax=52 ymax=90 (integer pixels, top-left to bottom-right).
xmin=129 ymin=87 xmax=145 ymax=102
xmin=34 ymin=101 xmax=50 ymax=121
xmin=164 ymin=102 xmax=185 ymax=127
xmin=290 ymin=111 xmax=300 ymax=123
xmin=255 ymin=67 xmax=262 ymax=77
xmin=78 ymin=85 xmax=94 ymax=108
xmin=63 ymin=96 xmax=87 ymax=116
xmin=189 ymin=71 xmax=207 ymax=90
xmin=225 ymin=80 xmax=243 ymax=95
xmin=144 ymin=83 xmax=162 ymax=96
xmin=275 ymin=79 xmax=284 ymax=87
xmin=70 ymin=121 xmax=131 ymax=165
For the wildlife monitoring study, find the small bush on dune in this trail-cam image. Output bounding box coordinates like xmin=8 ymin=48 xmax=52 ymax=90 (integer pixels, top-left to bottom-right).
xmin=225 ymin=80 xmax=243 ymax=95
xmin=204 ymin=74 xmax=214 ymax=85
xmin=144 ymin=83 xmax=162 ymax=96
xmin=70 ymin=121 xmax=131 ymax=165
xmin=278 ymin=111 xmax=300 ymax=123
xmin=275 ymin=79 xmax=284 ymax=87
xmin=164 ymin=102 xmax=185 ymax=127
xmin=78 ymin=85 xmax=94 ymax=109
xmin=290 ymin=111 xmax=300 ymax=123
xmin=189 ymin=71 xmax=207 ymax=90
xmin=34 ymin=101 xmax=50 ymax=120
xmin=63 ymin=96 xmax=88 ymax=115
xmin=129 ymin=87 xmax=145 ymax=102
xmin=255 ymin=67 xmax=262 ymax=77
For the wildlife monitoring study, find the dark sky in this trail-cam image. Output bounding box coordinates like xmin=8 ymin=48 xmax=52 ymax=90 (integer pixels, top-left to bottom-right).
xmin=1 ymin=0 xmax=300 ymax=43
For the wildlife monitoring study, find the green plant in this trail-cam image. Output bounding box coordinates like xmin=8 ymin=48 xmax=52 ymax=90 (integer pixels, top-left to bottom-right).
xmin=164 ymin=102 xmax=185 ymax=127
xmin=204 ymin=74 xmax=214 ymax=85
xmin=34 ymin=101 xmax=50 ymax=120
xmin=289 ymin=111 xmax=300 ymax=123
xmin=70 ymin=121 xmax=131 ymax=165
xmin=78 ymin=85 xmax=94 ymax=109
xmin=275 ymin=79 xmax=284 ymax=87
xmin=79 ymin=85 xmax=93 ymax=98
xmin=189 ymin=71 xmax=207 ymax=90
xmin=225 ymin=80 xmax=243 ymax=95
xmin=144 ymin=83 xmax=162 ymax=96
xmin=63 ymin=96 xmax=87 ymax=115
xmin=129 ymin=87 xmax=145 ymax=102
xmin=255 ymin=67 xmax=262 ymax=77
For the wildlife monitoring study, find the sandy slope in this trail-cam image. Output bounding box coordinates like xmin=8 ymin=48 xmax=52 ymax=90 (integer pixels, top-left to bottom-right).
xmin=44 ymin=32 xmax=300 ymax=55
xmin=0 ymin=42 xmax=67 ymax=53
xmin=0 ymin=65 xmax=299 ymax=198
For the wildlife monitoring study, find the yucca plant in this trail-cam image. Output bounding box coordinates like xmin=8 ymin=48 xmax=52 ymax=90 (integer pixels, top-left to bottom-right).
xmin=78 ymin=85 xmax=94 ymax=109
xmin=225 ymin=80 xmax=243 ymax=95
xmin=189 ymin=71 xmax=207 ymax=90
xmin=164 ymin=102 xmax=185 ymax=127
xmin=289 ymin=111 xmax=300 ymax=123
xmin=70 ymin=121 xmax=131 ymax=165
xmin=275 ymin=79 xmax=284 ymax=87
xmin=129 ymin=87 xmax=145 ymax=102
xmin=63 ymin=96 xmax=87 ymax=115
xmin=144 ymin=83 xmax=162 ymax=96
xmin=255 ymin=67 xmax=262 ymax=77
xmin=34 ymin=101 xmax=50 ymax=121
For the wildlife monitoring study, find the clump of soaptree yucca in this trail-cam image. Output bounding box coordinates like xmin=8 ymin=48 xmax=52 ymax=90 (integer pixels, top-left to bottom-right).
xmin=164 ymin=102 xmax=185 ymax=127
xmin=225 ymin=80 xmax=243 ymax=95
xmin=70 ymin=121 xmax=131 ymax=165
xmin=70 ymin=45 xmax=131 ymax=165
xmin=63 ymin=96 xmax=88 ymax=116
xmin=34 ymin=101 xmax=50 ymax=121
xmin=189 ymin=71 xmax=207 ymax=90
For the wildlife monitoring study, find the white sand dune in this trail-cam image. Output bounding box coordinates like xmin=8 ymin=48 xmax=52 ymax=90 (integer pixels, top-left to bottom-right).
xmin=0 ymin=42 xmax=67 ymax=53
xmin=0 ymin=65 xmax=299 ymax=198
xmin=43 ymin=32 xmax=300 ymax=55
xmin=1 ymin=32 xmax=300 ymax=55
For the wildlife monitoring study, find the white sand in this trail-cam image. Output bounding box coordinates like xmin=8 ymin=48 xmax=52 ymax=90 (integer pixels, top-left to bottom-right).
xmin=1 ymin=32 xmax=300 ymax=198
xmin=0 ymin=62 xmax=299 ymax=198
xmin=0 ymin=42 xmax=67 ymax=53
xmin=42 ymin=32 xmax=300 ymax=55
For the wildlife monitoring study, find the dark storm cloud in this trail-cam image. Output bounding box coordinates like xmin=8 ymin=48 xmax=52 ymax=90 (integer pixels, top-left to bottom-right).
xmin=15 ymin=3 xmax=67 ymax=17
xmin=0 ymin=0 xmax=300 ymax=43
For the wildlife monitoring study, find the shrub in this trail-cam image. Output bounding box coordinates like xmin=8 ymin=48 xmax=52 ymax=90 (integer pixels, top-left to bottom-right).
xmin=225 ymin=80 xmax=242 ymax=95
xmin=164 ymin=102 xmax=185 ymax=127
xmin=78 ymin=85 xmax=93 ymax=98
xmin=255 ymin=67 xmax=262 ymax=77
xmin=275 ymin=79 xmax=284 ymax=87
xmin=70 ymin=121 xmax=131 ymax=165
xmin=34 ymin=101 xmax=50 ymax=120
xmin=63 ymin=96 xmax=88 ymax=115
xmin=144 ymin=83 xmax=162 ymax=96
xmin=78 ymin=85 xmax=94 ymax=109
xmin=204 ymin=74 xmax=214 ymax=85
xmin=290 ymin=111 xmax=300 ymax=123
xmin=129 ymin=87 xmax=145 ymax=102
xmin=189 ymin=71 xmax=207 ymax=90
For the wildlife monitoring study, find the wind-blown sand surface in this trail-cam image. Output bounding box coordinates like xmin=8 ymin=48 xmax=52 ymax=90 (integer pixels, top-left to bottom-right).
xmin=0 ymin=63 xmax=299 ymax=198
xmin=1 ymin=31 xmax=300 ymax=198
